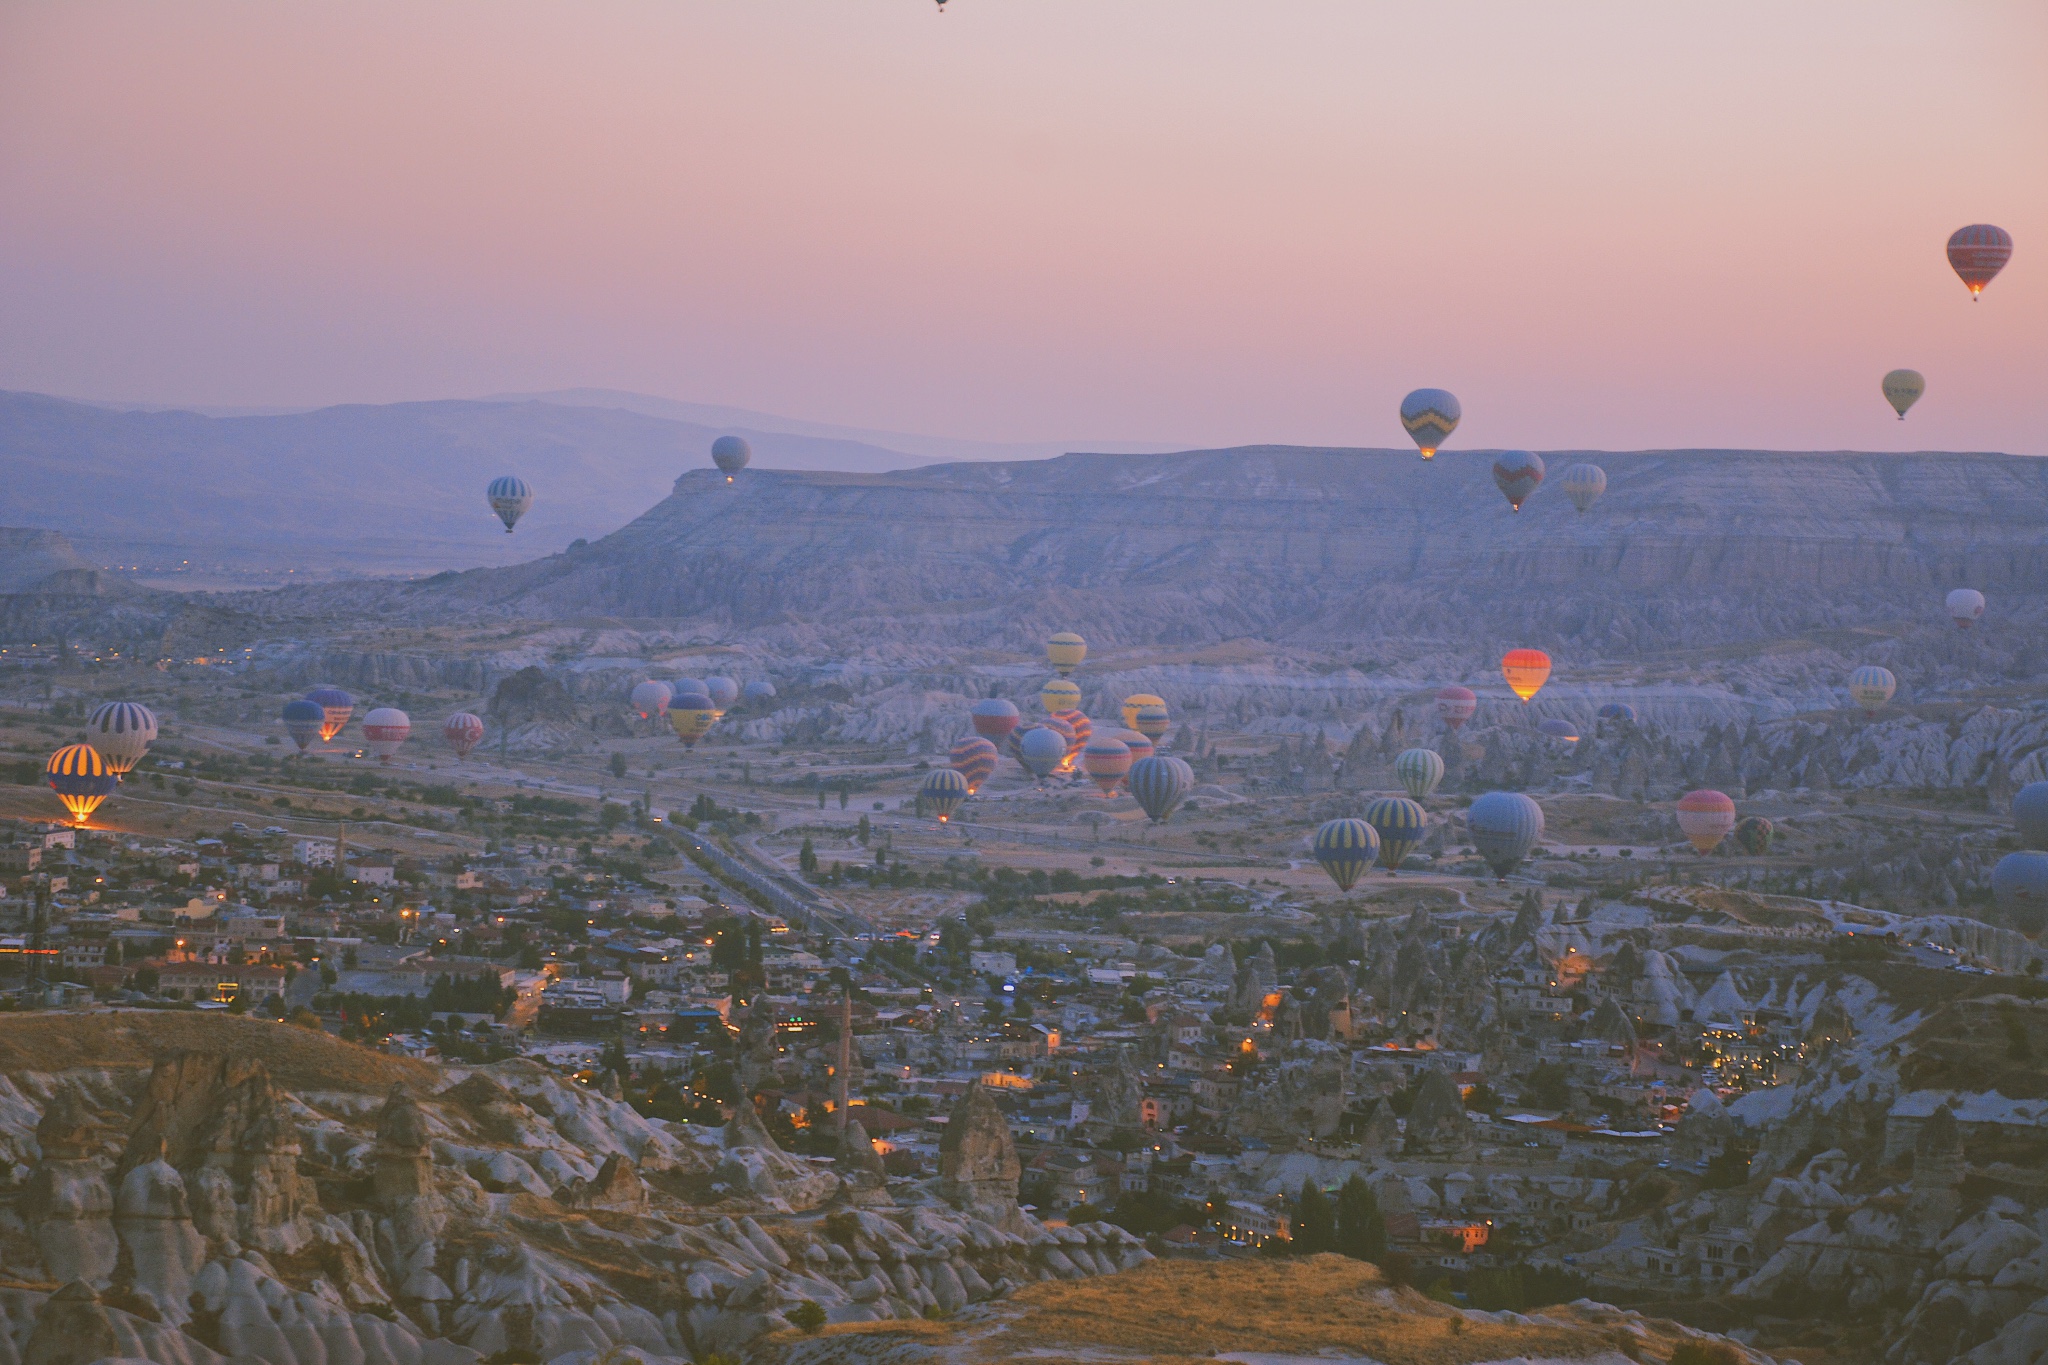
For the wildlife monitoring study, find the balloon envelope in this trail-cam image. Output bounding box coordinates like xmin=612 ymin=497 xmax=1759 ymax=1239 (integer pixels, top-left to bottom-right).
xmin=1128 ymin=756 xmax=1194 ymax=823
xmin=1082 ymin=737 xmax=1133 ymax=795
xmin=1848 ymin=666 xmax=1896 ymax=715
xmin=949 ymin=736 xmax=999 ymax=793
xmin=1947 ymin=224 xmax=2013 ymax=298
xmin=1040 ymin=678 xmax=1083 ymax=715
xmin=711 ymin=435 xmax=751 ymax=479
xmin=46 ymin=744 xmax=116 ymax=824
xmin=1399 ymin=388 xmax=1461 ymax=459
xmin=669 ymin=693 xmax=717 ymax=748
xmin=1501 ymin=650 xmax=1552 ymax=703
xmin=631 ymin=680 xmax=673 ymax=719
xmin=1395 ymin=748 xmax=1444 ymax=801
xmin=1882 ymin=369 xmax=1925 ymax=419
xmin=443 ymin=712 xmax=485 ymax=758
xmin=1947 ymin=589 xmax=1985 ymax=628
xmin=1017 ymin=726 xmax=1068 ymax=777
xmin=2013 ymin=781 xmax=2048 ymax=849
xmin=1047 ymin=632 xmax=1087 ymax=676
xmin=1992 ymin=851 xmax=2048 ymax=933
xmin=1559 ymin=463 xmax=1606 ymax=513
xmin=742 ymin=679 xmax=777 ymax=702
xmin=1469 ymin=791 xmax=1544 ymax=879
xmin=1061 ymin=713 xmax=1093 ymax=770
xmin=1597 ymin=702 xmax=1637 ymax=725
xmin=1537 ymin=718 xmax=1579 ymax=743
xmin=86 ymin=701 xmax=158 ymax=775
xmin=1492 ymin=450 xmax=1545 ymax=511
xmin=306 ymin=687 xmax=354 ymax=743
xmin=1364 ymin=796 xmax=1428 ymax=872
xmin=705 ymin=677 xmax=739 ymax=711
xmin=1733 ymin=815 xmax=1774 ymax=856
xmin=1120 ymin=693 xmax=1166 ymax=729
xmin=1312 ymin=818 xmax=1380 ymax=892
xmin=1132 ymin=703 xmax=1171 ymax=743
xmin=971 ymin=697 xmax=1022 ymax=741
xmin=362 ymin=708 xmax=412 ymax=764
xmin=1435 ymin=685 xmax=1477 ymax=730
xmin=1676 ymin=789 xmax=1737 ymax=854
xmin=282 ymin=699 xmax=325 ymax=752
xmin=920 ymin=767 xmax=970 ymax=822
xmin=487 ymin=475 xmax=533 ymax=532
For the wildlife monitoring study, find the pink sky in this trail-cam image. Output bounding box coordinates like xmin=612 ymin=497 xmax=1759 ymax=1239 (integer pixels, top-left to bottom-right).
xmin=2 ymin=2 xmax=2044 ymax=454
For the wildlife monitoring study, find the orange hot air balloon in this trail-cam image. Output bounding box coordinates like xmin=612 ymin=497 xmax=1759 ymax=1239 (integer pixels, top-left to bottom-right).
xmin=1676 ymin=789 xmax=1737 ymax=855
xmin=1947 ymin=224 xmax=2012 ymax=299
xmin=1500 ymin=649 xmax=1551 ymax=703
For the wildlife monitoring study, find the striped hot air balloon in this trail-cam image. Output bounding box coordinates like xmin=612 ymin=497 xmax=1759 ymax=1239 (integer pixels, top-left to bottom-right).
xmin=949 ymin=736 xmax=999 ymax=794
xmin=1128 ymin=756 xmax=1194 ymax=823
xmin=1435 ymin=685 xmax=1477 ymax=730
xmin=1312 ymin=818 xmax=1380 ymax=893
xmin=1120 ymin=694 xmax=1166 ymax=729
xmin=1395 ymin=748 xmax=1444 ymax=801
xmin=669 ymin=692 xmax=717 ymax=749
xmin=1132 ymin=703 xmax=1171 ymax=745
xmin=46 ymin=744 xmax=116 ymax=825
xmin=1040 ymin=678 xmax=1082 ymax=716
xmin=86 ymin=701 xmax=158 ymax=776
xmin=486 ymin=476 xmax=533 ymax=532
xmin=1501 ymin=650 xmax=1551 ymax=703
xmin=443 ymin=712 xmax=485 ymax=758
xmin=1947 ymin=224 xmax=2012 ymax=299
xmin=1676 ymin=789 xmax=1737 ymax=854
xmin=1104 ymin=728 xmax=1154 ymax=764
xmin=280 ymin=700 xmax=323 ymax=753
xmin=1848 ymin=665 xmax=1896 ymax=716
xmin=1399 ymin=388 xmax=1461 ymax=460
xmin=1492 ymin=450 xmax=1545 ymax=511
xmin=630 ymin=680 xmax=673 ymax=719
xmin=920 ymin=767 xmax=970 ymax=823
xmin=306 ymin=687 xmax=354 ymax=743
xmin=1061 ymin=713 xmax=1092 ymax=772
xmin=1468 ymin=791 xmax=1544 ymax=881
xmin=1559 ymin=463 xmax=1606 ymax=513
xmin=1082 ymin=736 xmax=1132 ymax=796
xmin=362 ymin=708 xmax=412 ymax=764
xmin=1017 ymin=726 xmax=1067 ymax=778
xmin=1364 ymin=796 xmax=1428 ymax=873
xmin=971 ymin=698 xmax=1022 ymax=742
xmin=1047 ymin=632 xmax=1087 ymax=676
xmin=711 ymin=435 xmax=751 ymax=482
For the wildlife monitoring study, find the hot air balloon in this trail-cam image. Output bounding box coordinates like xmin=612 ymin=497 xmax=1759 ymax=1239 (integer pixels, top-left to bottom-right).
xmin=1596 ymin=701 xmax=1637 ymax=728
xmin=1501 ymin=650 xmax=1551 ymax=703
xmin=1676 ymin=789 xmax=1736 ymax=854
xmin=1012 ymin=713 xmax=1075 ymax=769
xmin=1082 ymin=737 xmax=1132 ymax=796
xmin=672 ymin=677 xmax=708 ymax=702
xmin=630 ymin=680 xmax=673 ymax=719
xmin=1118 ymin=706 xmax=1163 ymax=748
xmin=1992 ymin=851 xmax=2048 ymax=933
xmin=1435 ymin=686 xmax=1477 ymax=730
xmin=1492 ymin=450 xmax=1545 ymax=512
xmin=1395 ymin=748 xmax=1444 ymax=801
xmin=1947 ymin=224 xmax=2013 ymax=299
xmin=86 ymin=701 xmax=157 ymax=776
xmin=362 ymin=708 xmax=412 ymax=764
xmin=1120 ymin=693 xmax=1166 ymax=730
xmin=705 ymin=677 xmax=739 ymax=714
xmin=1106 ymin=729 xmax=1156 ymax=764
xmin=1848 ymin=665 xmax=1896 ymax=716
xmin=669 ymin=692 xmax=717 ymax=749
xmin=46 ymin=744 xmax=116 ymax=825
xmin=1364 ymin=796 xmax=1428 ymax=873
xmin=711 ymin=436 xmax=751 ymax=482
xmin=1733 ymin=816 xmax=1774 ymax=856
xmin=1559 ymin=463 xmax=1606 ymax=513
xmin=1047 ymin=632 xmax=1087 ymax=676
xmin=1061 ymin=713 xmax=1093 ymax=772
xmin=1468 ymin=791 xmax=1544 ymax=881
xmin=971 ymin=697 xmax=1022 ymax=742
xmin=487 ymin=476 xmax=533 ymax=532
xmin=306 ymin=687 xmax=354 ymax=743
xmin=282 ymin=699 xmax=325 ymax=753
xmin=1017 ymin=726 xmax=1068 ymax=778
xmin=1947 ymin=589 xmax=1986 ymax=628
xmin=2012 ymin=781 xmax=2048 ymax=849
xmin=1399 ymin=388 xmax=1461 ymax=460
xmin=1312 ymin=818 xmax=1380 ymax=893
xmin=443 ymin=712 xmax=485 ymax=758
xmin=742 ymin=679 xmax=777 ymax=703
xmin=1882 ymin=370 xmax=1925 ymax=420
xmin=1041 ymin=678 xmax=1083 ymax=716
xmin=920 ymin=767 xmax=969 ymax=823
xmin=1537 ymin=718 xmax=1579 ymax=744
xmin=950 ymin=736 xmax=999 ymax=794
xmin=1128 ymin=756 xmax=1194 ymax=823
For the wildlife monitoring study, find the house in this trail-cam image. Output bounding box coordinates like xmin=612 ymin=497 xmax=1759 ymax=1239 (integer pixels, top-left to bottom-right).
xmin=1220 ymin=1199 xmax=1288 ymax=1247
xmin=154 ymin=961 xmax=287 ymax=1005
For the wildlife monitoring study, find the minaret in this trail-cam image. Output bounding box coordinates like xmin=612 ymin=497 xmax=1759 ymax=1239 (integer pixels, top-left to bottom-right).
xmin=836 ymin=985 xmax=852 ymax=1135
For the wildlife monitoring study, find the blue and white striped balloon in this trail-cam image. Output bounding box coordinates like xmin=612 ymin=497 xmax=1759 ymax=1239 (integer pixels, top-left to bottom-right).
xmin=86 ymin=701 xmax=158 ymax=774
xmin=1468 ymin=791 xmax=1545 ymax=880
xmin=487 ymin=476 xmax=533 ymax=532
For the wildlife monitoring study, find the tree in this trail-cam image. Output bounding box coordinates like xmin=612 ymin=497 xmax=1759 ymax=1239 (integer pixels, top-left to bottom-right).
xmin=132 ymin=965 xmax=159 ymax=995
xmin=1521 ymin=1061 xmax=1571 ymax=1111
xmin=788 ymin=1301 xmax=827 ymax=1335
xmin=799 ymin=838 xmax=818 ymax=875
xmin=857 ymin=814 xmax=871 ymax=846
xmin=105 ymin=939 xmax=124 ymax=967
xmin=608 ymin=752 xmax=628 ymax=779
xmin=1291 ymin=1179 xmax=1335 ymax=1254
xmin=1334 ymin=1175 xmax=1385 ymax=1262
xmin=838 ymin=786 xmax=849 ymax=811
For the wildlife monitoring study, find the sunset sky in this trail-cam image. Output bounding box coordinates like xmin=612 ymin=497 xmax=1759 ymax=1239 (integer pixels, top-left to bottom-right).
xmin=2 ymin=2 xmax=2043 ymax=454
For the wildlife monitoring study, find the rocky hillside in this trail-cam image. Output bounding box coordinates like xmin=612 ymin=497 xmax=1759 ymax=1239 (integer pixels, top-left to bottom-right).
xmin=326 ymin=445 xmax=2048 ymax=661
xmin=0 ymin=1014 xmax=1157 ymax=1365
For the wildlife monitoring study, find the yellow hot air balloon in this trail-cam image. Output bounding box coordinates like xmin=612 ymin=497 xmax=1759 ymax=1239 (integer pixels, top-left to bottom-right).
xmin=1040 ymin=677 xmax=1082 ymax=715
xmin=1881 ymin=369 xmax=1925 ymax=420
xmin=1047 ymin=632 xmax=1087 ymax=676
xmin=1120 ymin=693 xmax=1166 ymax=729
xmin=46 ymin=744 xmax=117 ymax=825
xmin=1500 ymin=649 xmax=1552 ymax=703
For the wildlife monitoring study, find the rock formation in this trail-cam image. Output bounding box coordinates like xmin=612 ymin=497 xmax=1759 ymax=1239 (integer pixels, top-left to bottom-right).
xmin=938 ymin=1082 xmax=1022 ymax=1226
